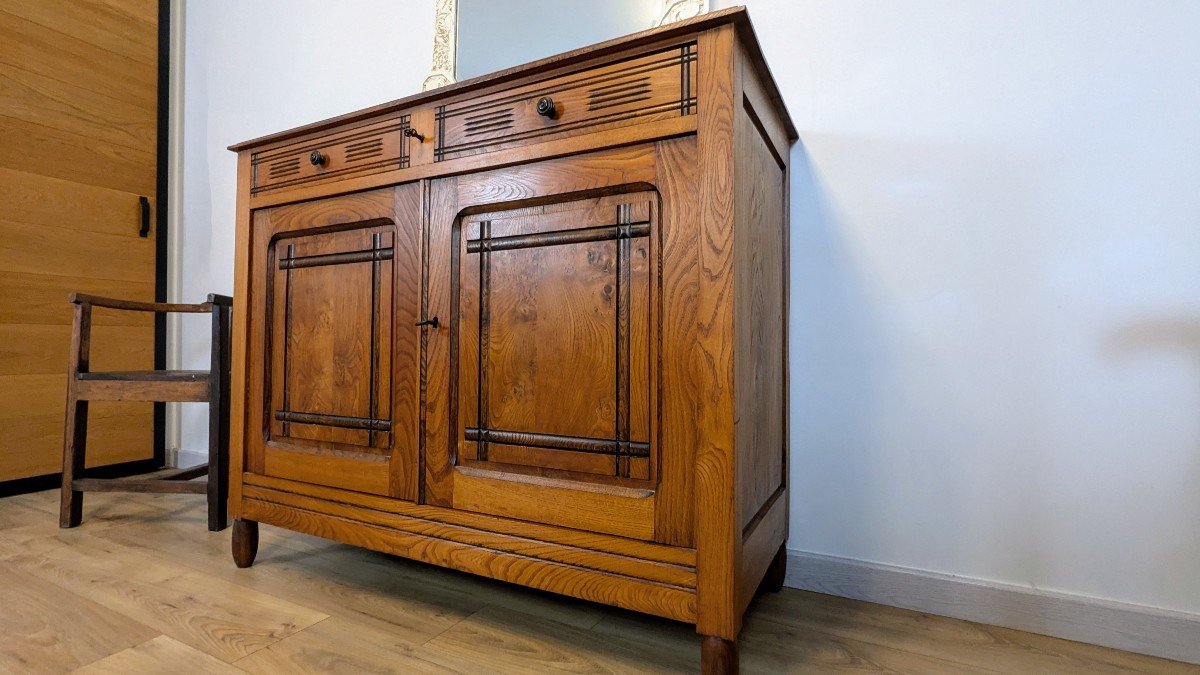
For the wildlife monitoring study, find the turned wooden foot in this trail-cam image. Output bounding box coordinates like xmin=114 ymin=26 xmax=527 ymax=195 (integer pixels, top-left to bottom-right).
xmin=762 ymin=543 xmax=786 ymax=593
xmin=232 ymin=519 xmax=258 ymax=568
xmin=701 ymin=636 xmax=738 ymax=674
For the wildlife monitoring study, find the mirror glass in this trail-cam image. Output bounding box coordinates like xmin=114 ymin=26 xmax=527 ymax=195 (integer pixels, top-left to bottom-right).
xmin=456 ymin=0 xmax=658 ymax=81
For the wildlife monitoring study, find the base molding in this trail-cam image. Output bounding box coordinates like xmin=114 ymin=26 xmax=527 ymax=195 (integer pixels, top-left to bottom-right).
xmin=784 ymin=549 xmax=1199 ymax=666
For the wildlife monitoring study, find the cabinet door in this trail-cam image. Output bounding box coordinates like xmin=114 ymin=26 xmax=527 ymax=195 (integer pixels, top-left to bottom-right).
xmin=245 ymin=186 xmax=420 ymax=499
xmin=425 ymin=143 xmax=696 ymax=545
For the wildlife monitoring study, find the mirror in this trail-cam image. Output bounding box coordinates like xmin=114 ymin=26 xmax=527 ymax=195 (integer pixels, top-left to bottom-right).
xmin=423 ymin=0 xmax=710 ymax=90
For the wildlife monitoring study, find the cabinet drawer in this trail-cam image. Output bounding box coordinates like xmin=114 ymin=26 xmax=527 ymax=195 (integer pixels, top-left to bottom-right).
xmin=252 ymin=116 xmax=412 ymax=194
xmin=435 ymin=43 xmax=696 ymax=162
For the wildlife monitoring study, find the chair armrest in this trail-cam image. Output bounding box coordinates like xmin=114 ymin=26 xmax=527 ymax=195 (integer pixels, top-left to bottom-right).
xmin=69 ymin=293 xmax=213 ymax=314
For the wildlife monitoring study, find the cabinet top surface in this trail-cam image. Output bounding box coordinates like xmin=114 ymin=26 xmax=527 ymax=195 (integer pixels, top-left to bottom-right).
xmin=228 ymin=6 xmax=794 ymax=153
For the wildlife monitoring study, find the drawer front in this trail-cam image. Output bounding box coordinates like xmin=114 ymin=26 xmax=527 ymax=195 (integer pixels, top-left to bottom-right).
xmin=435 ymin=43 xmax=696 ymax=162
xmin=252 ymin=116 xmax=412 ymax=194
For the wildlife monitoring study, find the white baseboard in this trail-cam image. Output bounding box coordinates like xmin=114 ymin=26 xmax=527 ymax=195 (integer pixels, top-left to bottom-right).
xmin=784 ymin=549 xmax=1199 ymax=665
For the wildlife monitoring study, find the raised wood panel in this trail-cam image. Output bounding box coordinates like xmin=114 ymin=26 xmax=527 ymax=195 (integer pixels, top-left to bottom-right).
xmin=734 ymin=92 xmax=787 ymax=530
xmin=456 ymin=193 xmax=656 ymax=484
xmin=269 ymin=226 xmax=394 ymax=451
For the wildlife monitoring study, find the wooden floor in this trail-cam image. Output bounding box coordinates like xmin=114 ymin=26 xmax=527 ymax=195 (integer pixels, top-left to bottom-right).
xmin=0 ymin=489 xmax=1194 ymax=674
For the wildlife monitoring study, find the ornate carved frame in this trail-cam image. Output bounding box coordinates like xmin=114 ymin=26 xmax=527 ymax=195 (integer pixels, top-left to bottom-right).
xmin=421 ymin=0 xmax=708 ymax=91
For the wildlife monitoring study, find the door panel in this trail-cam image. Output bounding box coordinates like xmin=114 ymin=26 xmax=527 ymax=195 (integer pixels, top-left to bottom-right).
xmin=0 ymin=0 xmax=158 ymax=482
xmin=424 ymin=143 xmax=693 ymax=545
xmin=246 ymin=186 xmax=420 ymax=499
xmin=457 ymin=194 xmax=656 ymax=484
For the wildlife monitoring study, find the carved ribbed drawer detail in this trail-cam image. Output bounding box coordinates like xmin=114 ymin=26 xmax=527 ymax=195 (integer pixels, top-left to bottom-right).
xmin=435 ymin=43 xmax=697 ymax=161
xmin=252 ymin=116 xmax=411 ymax=194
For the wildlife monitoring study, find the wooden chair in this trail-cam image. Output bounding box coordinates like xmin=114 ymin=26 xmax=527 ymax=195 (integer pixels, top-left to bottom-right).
xmin=59 ymin=293 xmax=233 ymax=531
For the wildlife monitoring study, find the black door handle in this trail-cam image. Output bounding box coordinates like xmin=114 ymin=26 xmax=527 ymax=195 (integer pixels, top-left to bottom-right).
xmin=415 ymin=316 xmax=439 ymax=329
xmin=138 ymin=196 xmax=151 ymax=237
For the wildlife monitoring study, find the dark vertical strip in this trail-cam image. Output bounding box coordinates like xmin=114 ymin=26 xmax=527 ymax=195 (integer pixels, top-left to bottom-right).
xmin=477 ymin=220 xmax=491 ymax=462
xmin=616 ymin=204 xmax=632 ymax=477
xmin=435 ymin=106 xmax=446 ymax=161
xmin=282 ymin=243 xmax=294 ymax=437
xmin=368 ymin=232 xmax=380 ymax=448
xmin=153 ymin=0 xmax=170 ymax=468
xmin=419 ymin=182 xmax=431 ymax=502
xmin=680 ymin=45 xmax=688 ymax=117
xmin=400 ymin=115 xmax=411 ymax=168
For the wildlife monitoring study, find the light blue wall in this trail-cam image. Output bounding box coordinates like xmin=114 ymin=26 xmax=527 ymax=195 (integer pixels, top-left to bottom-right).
xmin=457 ymin=0 xmax=654 ymax=80
xmin=721 ymin=0 xmax=1200 ymax=615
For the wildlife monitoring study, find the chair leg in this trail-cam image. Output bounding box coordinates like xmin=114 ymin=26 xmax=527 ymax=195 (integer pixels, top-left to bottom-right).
xmin=206 ymin=301 xmax=231 ymax=532
xmin=206 ymin=390 xmax=229 ymax=532
xmin=59 ymin=399 xmax=88 ymax=528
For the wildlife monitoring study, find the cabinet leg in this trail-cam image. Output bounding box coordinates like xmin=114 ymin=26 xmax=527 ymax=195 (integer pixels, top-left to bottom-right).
xmin=762 ymin=543 xmax=787 ymax=593
xmin=701 ymin=636 xmax=738 ymax=674
xmin=232 ymin=519 xmax=258 ymax=568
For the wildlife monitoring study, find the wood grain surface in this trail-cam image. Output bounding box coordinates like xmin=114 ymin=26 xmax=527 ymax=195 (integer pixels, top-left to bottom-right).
xmin=0 ymin=0 xmax=158 ymax=482
xmin=0 ymin=490 xmax=1192 ymax=673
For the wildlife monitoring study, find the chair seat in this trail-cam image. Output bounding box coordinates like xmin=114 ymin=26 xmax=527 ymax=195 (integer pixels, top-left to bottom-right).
xmin=78 ymin=369 xmax=209 ymax=382
xmin=75 ymin=370 xmax=211 ymax=402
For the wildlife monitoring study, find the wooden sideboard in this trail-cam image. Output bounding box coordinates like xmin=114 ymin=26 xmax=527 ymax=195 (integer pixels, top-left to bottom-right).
xmin=227 ymin=8 xmax=794 ymax=672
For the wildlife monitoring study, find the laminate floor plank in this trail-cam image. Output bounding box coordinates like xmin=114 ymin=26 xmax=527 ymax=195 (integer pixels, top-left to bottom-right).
xmin=103 ymin=516 xmax=485 ymax=648
xmin=0 ymin=523 xmax=327 ymax=663
xmin=72 ymin=635 xmax=245 ymax=674
xmin=1 ymin=490 xmax=1195 ymax=674
xmin=233 ymin=616 xmax=449 ymax=675
xmin=417 ymin=603 xmax=697 ymax=674
xmin=0 ymin=562 xmax=157 ymax=673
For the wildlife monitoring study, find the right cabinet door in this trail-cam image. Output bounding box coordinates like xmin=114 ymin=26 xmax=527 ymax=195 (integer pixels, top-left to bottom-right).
xmin=424 ymin=142 xmax=696 ymax=546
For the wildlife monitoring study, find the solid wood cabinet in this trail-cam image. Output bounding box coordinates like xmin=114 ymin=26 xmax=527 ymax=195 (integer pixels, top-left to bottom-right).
xmin=227 ymin=8 xmax=794 ymax=672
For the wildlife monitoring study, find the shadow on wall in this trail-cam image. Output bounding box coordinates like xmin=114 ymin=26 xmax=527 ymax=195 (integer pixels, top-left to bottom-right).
xmin=788 ymin=139 xmax=888 ymax=553
xmin=1107 ymin=317 xmax=1200 ymax=596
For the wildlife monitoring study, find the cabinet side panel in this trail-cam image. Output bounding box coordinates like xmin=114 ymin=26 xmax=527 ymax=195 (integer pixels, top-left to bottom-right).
xmin=734 ymin=40 xmax=793 ymax=615
xmin=734 ymin=95 xmax=787 ymax=531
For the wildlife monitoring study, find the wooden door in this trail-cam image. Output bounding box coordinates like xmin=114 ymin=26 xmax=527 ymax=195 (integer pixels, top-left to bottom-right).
xmin=0 ymin=1 xmax=160 ymax=483
xmin=425 ymin=142 xmax=696 ymax=546
xmin=244 ymin=186 xmax=421 ymax=499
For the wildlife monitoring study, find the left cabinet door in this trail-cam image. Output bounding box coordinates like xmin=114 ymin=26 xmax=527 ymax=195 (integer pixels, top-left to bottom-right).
xmin=244 ymin=185 xmax=421 ymax=499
